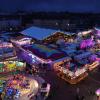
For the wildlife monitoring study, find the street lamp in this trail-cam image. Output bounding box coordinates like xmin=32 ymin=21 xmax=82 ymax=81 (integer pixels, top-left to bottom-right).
xmin=96 ymin=88 xmax=100 ymax=100
xmin=66 ymin=23 xmax=70 ymax=31
xmin=56 ymin=22 xmax=58 ymax=26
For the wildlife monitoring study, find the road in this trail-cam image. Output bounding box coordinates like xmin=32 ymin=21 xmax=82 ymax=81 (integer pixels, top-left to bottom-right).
xmin=41 ymin=68 xmax=100 ymax=100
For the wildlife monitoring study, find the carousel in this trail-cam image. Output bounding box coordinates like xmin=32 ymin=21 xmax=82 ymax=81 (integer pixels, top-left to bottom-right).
xmin=1 ymin=74 xmax=39 ymax=100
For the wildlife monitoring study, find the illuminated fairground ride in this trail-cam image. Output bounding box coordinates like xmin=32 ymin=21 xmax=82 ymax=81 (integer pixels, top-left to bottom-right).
xmin=1 ymin=74 xmax=39 ymax=100
xmin=53 ymin=57 xmax=99 ymax=84
xmin=0 ymin=61 xmax=26 ymax=76
xmin=0 ymin=61 xmax=26 ymax=99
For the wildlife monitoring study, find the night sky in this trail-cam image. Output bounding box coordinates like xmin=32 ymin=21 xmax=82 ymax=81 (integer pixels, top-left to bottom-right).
xmin=0 ymin=0 xmax=99 ymax=13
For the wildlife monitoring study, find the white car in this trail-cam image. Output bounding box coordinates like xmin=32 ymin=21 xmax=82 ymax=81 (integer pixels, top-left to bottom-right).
xmin=40 ymin=83 xmax=51 ymax=99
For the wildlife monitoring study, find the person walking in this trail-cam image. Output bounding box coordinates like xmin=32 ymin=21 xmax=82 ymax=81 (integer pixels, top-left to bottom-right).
xmin=81 ymin=96 xmax=85 ymax=100
xmin=76 ymin=87 xmax=80 ymax=100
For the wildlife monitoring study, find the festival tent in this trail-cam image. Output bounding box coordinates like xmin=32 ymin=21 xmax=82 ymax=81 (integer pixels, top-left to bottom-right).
xmin=21 ymin=43 xmax=66 ymax=61
xmin=20 ymin=26 xmax=59 ymax=40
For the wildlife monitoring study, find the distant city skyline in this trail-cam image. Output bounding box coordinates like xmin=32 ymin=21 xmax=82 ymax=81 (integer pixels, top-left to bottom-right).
xmin=0 ymin=0 xmax=99 ymax=13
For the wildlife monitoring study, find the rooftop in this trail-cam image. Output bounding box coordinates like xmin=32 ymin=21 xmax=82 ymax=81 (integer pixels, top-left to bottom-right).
xmin=20 ymin=26 xmax=60 ymax=40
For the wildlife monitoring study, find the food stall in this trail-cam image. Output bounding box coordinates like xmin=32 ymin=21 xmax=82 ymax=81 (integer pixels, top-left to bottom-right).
xmin=0 ymin=42 xmax=16 ymax=60
xmin=11 ymin=36 xmax=32 ymax=46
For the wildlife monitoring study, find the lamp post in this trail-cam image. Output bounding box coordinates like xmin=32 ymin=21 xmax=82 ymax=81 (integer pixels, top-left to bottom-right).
xmin=96 ymin=88 xmax=100 ymax=100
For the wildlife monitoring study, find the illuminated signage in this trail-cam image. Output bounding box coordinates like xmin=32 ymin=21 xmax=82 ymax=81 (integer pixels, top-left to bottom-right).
xmin=28 ymin=53 xmax=37 ymax=63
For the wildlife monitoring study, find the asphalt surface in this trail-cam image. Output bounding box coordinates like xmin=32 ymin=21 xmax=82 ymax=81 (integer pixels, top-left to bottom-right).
xmin=41 ymin=68 xmax=100 ymax=100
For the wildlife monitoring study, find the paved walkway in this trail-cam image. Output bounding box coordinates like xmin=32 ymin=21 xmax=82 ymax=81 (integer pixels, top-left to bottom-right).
xmin=41 ymin=68 xmax=100 ymax=100
xmin=19 ymin=78 xmax=39 ymax=100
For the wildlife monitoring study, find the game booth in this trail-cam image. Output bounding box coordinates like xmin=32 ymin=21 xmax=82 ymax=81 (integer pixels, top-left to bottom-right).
xmin=0 ymin=42 xmax=16 ymax=60
xmin=11 ymin=36 xmax=32 ymax=46
xmin=0 ymin=61 xmax=26 ymax=77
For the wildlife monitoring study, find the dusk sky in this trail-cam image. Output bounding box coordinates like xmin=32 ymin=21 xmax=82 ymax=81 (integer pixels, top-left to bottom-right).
xmin=0 ymin=0 xmax=99 ymax=13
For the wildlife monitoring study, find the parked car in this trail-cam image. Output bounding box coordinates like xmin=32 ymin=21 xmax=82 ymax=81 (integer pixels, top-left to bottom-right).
xmin=40 ymin=82 xmax=50 ymax=99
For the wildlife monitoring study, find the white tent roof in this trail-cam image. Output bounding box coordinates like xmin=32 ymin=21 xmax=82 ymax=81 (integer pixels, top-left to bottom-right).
xmin=20 ymin=26 xmax=59 ymax=40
